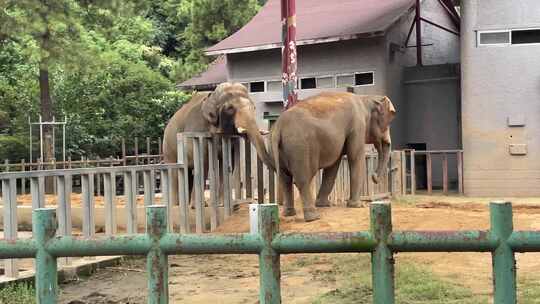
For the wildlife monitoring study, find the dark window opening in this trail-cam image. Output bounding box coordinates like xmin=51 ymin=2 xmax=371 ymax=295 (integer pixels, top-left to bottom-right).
xmin=512 ymin=29 xmax=540 ymax=44
xmin=355 ymin=72 xmax=374 ymax=86
xmin=250 ymin=81 xmax=265 ymax=92
xmin=300 ymin=77 xmax=316 ymax=89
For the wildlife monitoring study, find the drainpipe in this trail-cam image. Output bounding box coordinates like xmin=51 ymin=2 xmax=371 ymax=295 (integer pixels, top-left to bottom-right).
xmin=281 ymin=0 xmax=298 ymax=109
xmin=415 ymin=0 xmax=423 ymax=66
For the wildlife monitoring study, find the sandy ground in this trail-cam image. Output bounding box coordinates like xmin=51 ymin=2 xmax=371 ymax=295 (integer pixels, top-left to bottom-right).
xmin=53 ymin=195 xmax=540 ymax=303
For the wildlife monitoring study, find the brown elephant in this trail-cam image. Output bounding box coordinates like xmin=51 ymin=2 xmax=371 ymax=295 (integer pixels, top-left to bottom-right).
xmin=270 ymin=92 xmax=396 ymax=222
xmin=162 ymin=82 xmax=274 ymax=207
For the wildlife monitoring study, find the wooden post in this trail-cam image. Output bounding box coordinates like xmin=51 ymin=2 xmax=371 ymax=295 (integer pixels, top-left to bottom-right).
xmin=158 ymin=137 xmax=163 ymax=162
xmin=178 ymin=133 xmax=190 ymax=233
xmin=146 ymin=137 xmax=151 ymax=161
xmin=245 ymin=138 xmax=253 ymax=199
xmin=401 ymin=151 xmax=406 ymax=195
xmin=21 ymin=159 xmax=26 ymax=194
xmin=233 ymin=138 xmax=242 ymax=202
xmin=457 ymin=151 xmax=464 ymax=195
xmin=193 ymin=137 xmax=205 ymax=233
xmin=122 ymin=138 xmax=127 ymax=166
xmin=222 ymin=137 xmax=233 ymax=217
xmin=443 ymin=153 xmax=448 ymax=195
xmin=257 ymin=157 xmax=264 ymax=204
xmin=426 ymin=153 xmax=432 ymax=195
xmin=208 ymin=138 xmax=219 ymax=231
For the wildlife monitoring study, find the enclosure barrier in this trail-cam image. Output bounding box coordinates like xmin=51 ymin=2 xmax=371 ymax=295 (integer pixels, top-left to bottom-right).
xmin=0 ymin=163 xmax=185 ymax=277
xmin=406 ymin=149 xmax=464 ymax=195
xmin=0 ymin=201 xmax=534 ymax=303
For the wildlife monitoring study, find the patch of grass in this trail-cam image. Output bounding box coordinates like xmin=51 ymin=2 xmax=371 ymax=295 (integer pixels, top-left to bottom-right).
xmin=391 ymin=196 xmax=418 ymax=206
xmin=313 ymin=254 xmax=489 ymax=304
xmin=0 ymin=283 xmax=35 ymax=304
xmin=519 ymin=277 xmax=540 ymax=304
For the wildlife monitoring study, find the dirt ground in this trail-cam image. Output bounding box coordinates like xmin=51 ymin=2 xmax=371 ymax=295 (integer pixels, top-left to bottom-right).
xmin=55 ymin=195 xmax=540 ymax=303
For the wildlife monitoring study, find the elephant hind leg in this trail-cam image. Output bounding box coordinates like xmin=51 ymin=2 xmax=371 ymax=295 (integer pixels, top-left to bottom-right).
xmin=296 ymin=178 xmax=320 ymax=222
xmin=315 ymin=159 xmax=341 ymax=207
xmin=279 ymin=172 xmax=295 ymax=217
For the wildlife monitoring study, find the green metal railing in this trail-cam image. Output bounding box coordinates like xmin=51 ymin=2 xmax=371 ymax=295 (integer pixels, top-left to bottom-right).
xmin=0 ymin=201 xmax=538 ymax=303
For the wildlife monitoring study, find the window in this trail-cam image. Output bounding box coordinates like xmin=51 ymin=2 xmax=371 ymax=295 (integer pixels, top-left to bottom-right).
xmin=300 ymin=77 xmax=316 ymax=89
xmin=249 ymin=81 xmax=265 ymax=93
xmin=478 ymin=31 xmax=510 ymax=46
xmin=512 ymin=29 xmax=540 ymax=44
xmin=478 ymin=28 xmax=540 ymax=46
xmin=355 ymin=72 xmax=374 ymax=86
xmin=336 ymin=75 xmax=354 ymax=88
xmin=267 ymin=80 xmax=282 ymax=92
xmin=316 ymin=76 xmax=334 ymax=88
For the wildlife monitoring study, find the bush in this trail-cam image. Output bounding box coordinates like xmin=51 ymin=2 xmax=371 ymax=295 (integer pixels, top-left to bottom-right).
xmin=0 ymin=135 xmax=27 ymax=162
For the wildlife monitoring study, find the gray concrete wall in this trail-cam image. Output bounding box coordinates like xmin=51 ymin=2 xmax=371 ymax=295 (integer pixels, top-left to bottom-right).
xmin=461 ymin=0 xmax=540 ymax=196
xmin=227 ymin=38 xmax=387 ymax=129
xmin=383 ymin=1 xmax=461 ymax=150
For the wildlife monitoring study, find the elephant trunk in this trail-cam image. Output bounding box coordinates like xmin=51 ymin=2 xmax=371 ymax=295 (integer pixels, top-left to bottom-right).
xmin=372 ymin=138 xmax=391 ymax=185
xmin=243 ymin=120 xmax=275 ymax=172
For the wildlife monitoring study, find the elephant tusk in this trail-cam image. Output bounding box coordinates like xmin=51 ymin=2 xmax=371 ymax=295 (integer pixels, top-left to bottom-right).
xmin=237 ymin=127 xmax=247 ymax=134
xmin=259 ymin=129 xmax=270 ymax=135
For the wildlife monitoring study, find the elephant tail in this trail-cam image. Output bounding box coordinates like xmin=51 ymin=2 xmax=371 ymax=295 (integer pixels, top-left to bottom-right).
xmin=271 ymin=125 xmax=281 ymax=200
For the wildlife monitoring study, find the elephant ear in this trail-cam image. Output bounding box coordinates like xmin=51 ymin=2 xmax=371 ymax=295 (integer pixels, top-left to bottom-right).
xmin=373 ymin=96 xmax=396 ymax=124
xmin=202 ymin=82 xmax=232 ymax=125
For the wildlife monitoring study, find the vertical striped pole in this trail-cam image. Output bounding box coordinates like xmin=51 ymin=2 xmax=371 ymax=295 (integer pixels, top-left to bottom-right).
xmin=281 ymin=0 xmax=298 ymax=109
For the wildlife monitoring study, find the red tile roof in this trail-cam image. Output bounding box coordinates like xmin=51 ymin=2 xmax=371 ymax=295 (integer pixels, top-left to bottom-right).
xmin=178 ymin=56 xmax=228 ymax=90
xmin=206 ymin=0 xmax=415 ymax=55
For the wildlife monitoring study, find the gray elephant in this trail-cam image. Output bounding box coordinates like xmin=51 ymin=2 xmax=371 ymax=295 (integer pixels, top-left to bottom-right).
xmin=162 ymin=82 xmax=274 ymax=207
xmin=270 ymin=92 xmax=396 ymax=222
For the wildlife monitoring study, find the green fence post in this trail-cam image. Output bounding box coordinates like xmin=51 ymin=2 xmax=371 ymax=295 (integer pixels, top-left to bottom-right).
xmin=147 ymin=206 xmax=169 ymax=304
xmin=258 ymin=204 xmax=281 ymax=304
xmin=370 ymin=201 xmax=395 ymax=304
xmin=490 ymin=201 xmax=516 ymax=304
xmin=33 ymin=208 xmax=58 ymax=304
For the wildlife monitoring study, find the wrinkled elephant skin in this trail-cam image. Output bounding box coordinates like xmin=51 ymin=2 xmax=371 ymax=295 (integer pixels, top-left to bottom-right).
xmin=270 ymin=92 xmax=396 ymax=222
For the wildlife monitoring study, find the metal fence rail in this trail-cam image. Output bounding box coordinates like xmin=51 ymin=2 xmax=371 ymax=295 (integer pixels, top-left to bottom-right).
xmin=0 ymin=201 xmax=535 ymax=303
xmin=0 ymin=163 xmax=185 ymax=277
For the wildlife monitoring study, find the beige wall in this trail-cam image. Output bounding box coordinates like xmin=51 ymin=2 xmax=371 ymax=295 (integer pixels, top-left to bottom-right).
xmin=461 ymin=0 xmax=540 ymax=196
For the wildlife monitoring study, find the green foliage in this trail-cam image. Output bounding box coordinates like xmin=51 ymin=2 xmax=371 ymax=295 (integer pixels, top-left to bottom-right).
xmin=0 ymin=0 xmax=262 ymax=161
xmin=0 ymin=283 xmax=35 ymax=304
xmin=0 ymin=136 xmax=27 ymax=162
xmin=174 ymin=0 xmax=261 ymax=81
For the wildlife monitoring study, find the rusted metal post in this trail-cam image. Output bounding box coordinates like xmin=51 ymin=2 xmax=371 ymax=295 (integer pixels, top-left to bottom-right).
xmin=415 ymin=0 xmax=423 ymax=66
xmin=33 ymin=208 xmax=58 ymax=304
xmin=457 ymin=151 xmax=464 ymax=194
xmin=426 ymin=153 xmax=432 ymax=194
xmin=442 ymin=153 xmax=448 ymax=195
xmin=258 ymin=204 xmax=281 ymax=303
xmin=281 ymin=0 xmax=298 ymax=109
xmin=410 ymin=150 xmax=416 ymax=195
xmin=146 ymin=205 xmax=169 ymax=304
xmin=370 ymin=201 xmax=395 ymax=304
xmin=490 ymin=202 xmax=516 ymax=304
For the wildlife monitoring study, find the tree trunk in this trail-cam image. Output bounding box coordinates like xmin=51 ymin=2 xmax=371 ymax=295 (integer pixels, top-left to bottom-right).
xmin=40 ymin=29 xmax=55 ymax=194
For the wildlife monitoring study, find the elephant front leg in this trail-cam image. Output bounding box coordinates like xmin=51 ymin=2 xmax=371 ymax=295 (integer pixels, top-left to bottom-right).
xmin=279 ymin=173 xmax=296 ymax=217
xmin=297 ymin=178 xmax=321 ymax=222
xmin=346 ymin=151 xmax=367 ymax=208
xmin=315 ymin=159 xmax=341 ymax=207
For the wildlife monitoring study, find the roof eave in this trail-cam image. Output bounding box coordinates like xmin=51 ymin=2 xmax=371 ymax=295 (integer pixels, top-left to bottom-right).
xmin=205 ymin=30 xmax=386 ymax=56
